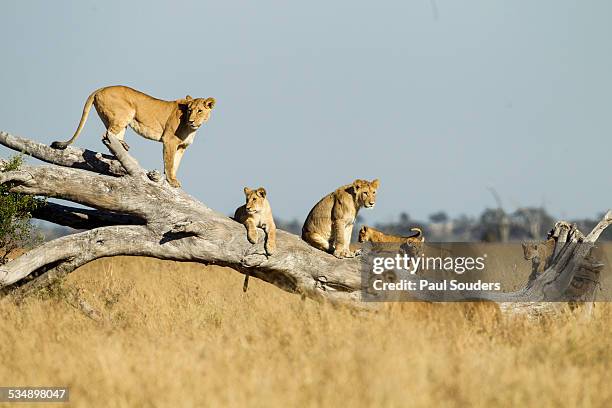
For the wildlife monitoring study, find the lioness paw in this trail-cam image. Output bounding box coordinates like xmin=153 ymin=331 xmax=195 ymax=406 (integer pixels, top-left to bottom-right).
xmin=168 ymin=179 xmax=182 ymax=188
xmin=333 ymin=249 xmax=355 ymax=259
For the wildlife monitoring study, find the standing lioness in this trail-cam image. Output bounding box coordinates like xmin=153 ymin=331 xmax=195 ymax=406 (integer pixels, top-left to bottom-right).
xmin=302 ymin=179 xmax=379 ymax=258
xmin=51 ymin=85 xmax=215 ymax=188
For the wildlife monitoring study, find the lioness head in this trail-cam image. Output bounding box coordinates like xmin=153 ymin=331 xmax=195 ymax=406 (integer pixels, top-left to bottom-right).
xmin=244 ymin=187 xmax=267 ymax=215
xmin=181 ymin=95 xmax=216 ymax=129
xmin=522 ymin=243 xmax=539 ymax=260
xmin=351 ymin=179 xmax=379 ymax=208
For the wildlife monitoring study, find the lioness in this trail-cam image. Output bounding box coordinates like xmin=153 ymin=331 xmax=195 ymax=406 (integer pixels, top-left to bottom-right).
xmin=302 ymin=179 xmax=379 ymax=258
xmin=51 ymin=86 xmax=215 ymax=188
xmin=358 ymin=226 xmax=425 ymax=249
xmin=234 ymin=187 xmax=277 ymax=256
xmin=522 ymin=237 xmax=555 ymax=274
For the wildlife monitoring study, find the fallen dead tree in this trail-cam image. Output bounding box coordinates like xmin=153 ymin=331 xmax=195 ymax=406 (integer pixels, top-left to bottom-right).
xmin=0 ymin=130 xmax=610 ymax=317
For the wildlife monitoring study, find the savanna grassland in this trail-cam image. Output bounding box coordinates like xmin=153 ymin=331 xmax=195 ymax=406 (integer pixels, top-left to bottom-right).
xmin=1 ymin=244 xmax=611 ymax=408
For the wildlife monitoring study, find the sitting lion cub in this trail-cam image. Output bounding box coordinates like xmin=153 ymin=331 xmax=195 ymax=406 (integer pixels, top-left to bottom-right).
xmin=234 ymin=187 xmax=276 ymax=256
xmin=522 ymin=237 xmax=556 ymax=274
xmin=358 ymin=226 xmax=425 ymax=250
xmin=302 ymin=178 xmax=379 ymax=258
xmin=51 ymin=85 xmax=215 ymax=188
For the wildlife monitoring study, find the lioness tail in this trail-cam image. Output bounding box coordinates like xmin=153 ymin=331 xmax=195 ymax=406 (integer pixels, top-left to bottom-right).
xmin=51 ymin=87 xmax=103 ymax=149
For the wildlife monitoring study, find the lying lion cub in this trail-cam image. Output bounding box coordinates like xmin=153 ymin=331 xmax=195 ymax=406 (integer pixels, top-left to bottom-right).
xmin=51 ymin=85 xmax=215 ymax=188
xmin=522 ymin=237 xmax=555 ymax=274
xmin=358 ymin=226 xmax=425 ymax=249
xmin=302 ymin=178 xmax=379 ymax=258
xmin=234 ymin=187 xmax=277 ymax=256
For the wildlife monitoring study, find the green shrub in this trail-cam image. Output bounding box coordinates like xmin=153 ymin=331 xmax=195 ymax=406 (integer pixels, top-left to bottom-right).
xmin=0 ymin=155 xmax=43 ymax=265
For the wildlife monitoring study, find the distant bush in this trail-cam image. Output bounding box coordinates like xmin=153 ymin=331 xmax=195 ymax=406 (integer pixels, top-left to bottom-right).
xmin=0 ymin=155 xmax=43 ymax=264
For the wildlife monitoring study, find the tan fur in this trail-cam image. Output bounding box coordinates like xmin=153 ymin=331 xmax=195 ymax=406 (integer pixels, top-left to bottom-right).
xmin=358 ymin=226 xmax=425 ymax=249
xmin=234 ymin=187 xmax=277 ymax=256
xmin=522 ymin=238 xmax=556 ymax=274
xmin=302 ymin=179 xmax=379 ymax=258
xmin=51 ymin=86 xmax=215 ymax=188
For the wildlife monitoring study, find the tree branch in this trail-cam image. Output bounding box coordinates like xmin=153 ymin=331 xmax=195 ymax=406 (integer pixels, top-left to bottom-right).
xmin=586 ymin=210 xmax=612 ymax=242
xmin=0 ymin=130 xmax=126 ymax=176
xmin=101 ymin=133 xmax=147 ymax=178
xmin=32 ymin=202 xmax=145 ymax=230
xmin=0 ymin=165 xmax=159 ymax=217
xmin=0 ymin=226 xmax=157 ymax=286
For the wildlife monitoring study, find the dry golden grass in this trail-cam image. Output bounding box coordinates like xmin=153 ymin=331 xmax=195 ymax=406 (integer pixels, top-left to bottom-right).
xmin=1 ymin=244 xmax=611 ymax=407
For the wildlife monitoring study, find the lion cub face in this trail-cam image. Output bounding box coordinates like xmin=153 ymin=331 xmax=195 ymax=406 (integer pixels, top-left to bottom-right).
xmin=358 ymin=226 xmax=370 ymax=243
xmin=244 ymin=187 xmax=267 ymax=214
xmin=522 ymin=239 xmax=556 ymax=274
xmin=182 ymin=96 xmax=215 ymax=129
xmin=522 ymin=243 xmax=541 ymax=260
xmin=353 ymin=179 xmax=379 ymax=208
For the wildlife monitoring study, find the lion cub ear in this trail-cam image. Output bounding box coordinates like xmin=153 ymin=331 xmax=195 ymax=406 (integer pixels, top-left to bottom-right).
xmin=371 ymin=179 xmax=380 ymax=189
xmin=177 ymin=95 xmax=193 ymax=105
xmin=348 ymin=180 xmax=360 ymax=194
xmin=244 ymin=187 xmax=252 ymax=196
xmin=204 ymin=97 xmax=216 ymax=109
xmin=256 ymin=187 xmax=267 ymax=198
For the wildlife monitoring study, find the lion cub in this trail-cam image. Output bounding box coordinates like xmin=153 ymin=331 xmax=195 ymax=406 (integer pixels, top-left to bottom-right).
xmin=522 ymin=237 xmax=556 ymax=274
xmin=359 ymin=226 xmax=425 ymax=250
xmin=234 ymin=187 xmax=276 ymax=256
xmin=302 ymin=179 xmax=379 ymax=258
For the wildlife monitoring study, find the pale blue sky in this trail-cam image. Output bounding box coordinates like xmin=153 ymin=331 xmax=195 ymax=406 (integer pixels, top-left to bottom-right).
xmin=0 ymin=0 xmax=610 ymax=223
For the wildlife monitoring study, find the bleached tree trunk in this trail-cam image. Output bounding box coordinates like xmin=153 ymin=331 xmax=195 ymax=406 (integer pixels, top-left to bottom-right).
xmin=0 ymin=130 xmax=610 ymax=317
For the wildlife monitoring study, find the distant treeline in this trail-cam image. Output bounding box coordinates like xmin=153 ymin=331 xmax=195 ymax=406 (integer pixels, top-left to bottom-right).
xmin=276 ymin=207 xmax=612 ymax=242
